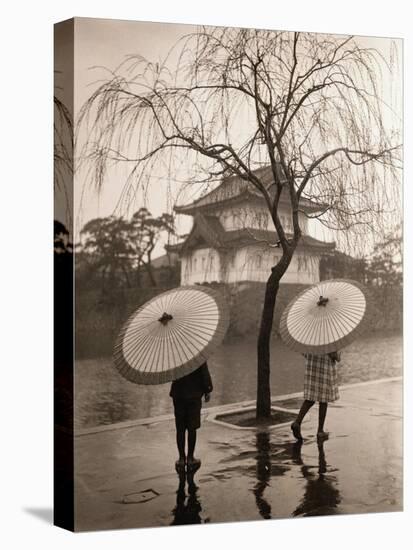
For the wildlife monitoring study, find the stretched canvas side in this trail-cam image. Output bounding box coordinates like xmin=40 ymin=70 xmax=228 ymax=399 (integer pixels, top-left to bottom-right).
xmin=54 ymin=18 xmax=75 ymax=532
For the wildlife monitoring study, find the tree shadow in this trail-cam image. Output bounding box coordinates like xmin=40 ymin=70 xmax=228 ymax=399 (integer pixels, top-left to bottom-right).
xmin=253 ymin=431 xmax=272 ymax=519
xmin=252 ymin=431 xmax=298 ymax=519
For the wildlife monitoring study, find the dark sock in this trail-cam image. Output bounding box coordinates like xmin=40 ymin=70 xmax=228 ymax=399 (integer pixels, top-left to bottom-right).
xmin=318 ymin=402 xmax=328 ymax=432
xmin=176 ymin=428 xmax=186 ymax=459
xmin=295 ymin=399 xmax=315 ymax=425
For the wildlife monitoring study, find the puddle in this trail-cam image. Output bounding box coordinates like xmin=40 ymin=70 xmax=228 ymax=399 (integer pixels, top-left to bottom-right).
xmin=122 ymin=488 xmax=160 ymax=504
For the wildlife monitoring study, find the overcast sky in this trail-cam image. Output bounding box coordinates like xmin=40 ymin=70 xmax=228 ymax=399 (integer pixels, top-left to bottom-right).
xmin=54 ymin=17 xmax=402 ymax=255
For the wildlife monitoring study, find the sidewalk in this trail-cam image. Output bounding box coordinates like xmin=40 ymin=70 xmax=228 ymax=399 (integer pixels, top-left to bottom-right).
xmin=74 ymin=377 xmax=403 ymax=531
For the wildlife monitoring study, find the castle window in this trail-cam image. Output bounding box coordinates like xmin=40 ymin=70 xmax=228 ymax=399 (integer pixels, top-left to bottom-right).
xmin=255 ymin=254 xmax=262 ymax=269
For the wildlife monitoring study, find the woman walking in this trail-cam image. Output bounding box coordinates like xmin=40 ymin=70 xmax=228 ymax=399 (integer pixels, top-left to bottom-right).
xmin=291 ymin=351 xmax=341 ymax=441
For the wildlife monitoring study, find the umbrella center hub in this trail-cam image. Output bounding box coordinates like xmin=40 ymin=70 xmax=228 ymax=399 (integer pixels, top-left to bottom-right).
xmin=158 ymin=312 xmax=173 ymax=325
xmin=317 ymin=295 xmax=329 ymax=307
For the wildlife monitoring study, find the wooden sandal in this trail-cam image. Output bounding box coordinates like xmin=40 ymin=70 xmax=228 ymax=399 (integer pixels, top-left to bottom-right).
xmin=291 ymin=422 xmax=303 ymax=441
xmin=187 ymin=458 xmax=201 ymax=471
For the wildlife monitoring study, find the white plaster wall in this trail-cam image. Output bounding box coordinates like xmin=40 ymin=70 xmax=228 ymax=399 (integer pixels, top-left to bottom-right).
xmin=283 ymin=252 xmax=320 ymax=284
xmin=223 ymin=246 xmax=320 ymax=285
xmin=228 ymin=246 xmax=273 ymax=282
xmin=218 ymin=204 xmax=309 ymax=235
xmin=218 ymin=205 xmax=269 ymax=231
xmin=181 ymin=248 xmax=221 ymax=285
xmin=180 ymin=244 xmax=320 ymax=286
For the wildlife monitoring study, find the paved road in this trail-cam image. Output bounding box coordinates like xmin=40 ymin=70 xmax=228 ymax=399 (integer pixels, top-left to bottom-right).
xmin=74 ymin=377 xmax=403 ymax=531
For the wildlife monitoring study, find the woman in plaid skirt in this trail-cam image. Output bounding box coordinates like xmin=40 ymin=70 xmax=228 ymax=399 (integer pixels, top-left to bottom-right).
xmin=291 ymin=351 xmax=341 ymax=441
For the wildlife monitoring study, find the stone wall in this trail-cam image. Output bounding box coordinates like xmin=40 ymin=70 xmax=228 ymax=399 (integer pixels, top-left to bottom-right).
xmin=75 ymin=281 xmax=402 ymax=359
xmin=219 ymin=281 xmax=403 ymax=340
xmin=75 ymin=287 xmax=167 ymax=358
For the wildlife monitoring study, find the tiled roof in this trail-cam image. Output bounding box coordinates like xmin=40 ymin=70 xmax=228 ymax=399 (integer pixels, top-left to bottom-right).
xmin=151 ymin=252 xmax=180 ymax=269
xmin=198 ymin=215 xmax=225 ymax=244
xmin=171 ymin=214 xmax=335 ymax=253
xmin=222 ymin=228 xmax=335 ymax=250
xmin=175 ymin=165 xmax=327 ymax=214
xmin=301 ymin=234 xmax=336 ymax=249
xmin=174 ymin=214 xmax=226 ymax=253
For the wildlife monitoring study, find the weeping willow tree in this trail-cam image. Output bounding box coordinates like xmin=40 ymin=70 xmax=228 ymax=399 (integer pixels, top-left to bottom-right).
xmin=54 ymin=92 xmax=74 ymax=228
xmin=79 ymin=28 xmax=401 ymax=418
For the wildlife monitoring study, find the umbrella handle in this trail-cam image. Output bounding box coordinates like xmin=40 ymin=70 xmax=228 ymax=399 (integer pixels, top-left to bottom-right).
xmin=158 ymin=312 xmax=174 ymax=325
xmin=317 ymin=296 xmax=329 ymax=307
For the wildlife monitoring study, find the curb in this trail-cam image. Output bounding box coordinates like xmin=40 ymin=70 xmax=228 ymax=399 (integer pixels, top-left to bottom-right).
xmin=75 ymin=376 xmax=402 ymax=437
xmin=207 ymin=404 xmax=299 ymax=431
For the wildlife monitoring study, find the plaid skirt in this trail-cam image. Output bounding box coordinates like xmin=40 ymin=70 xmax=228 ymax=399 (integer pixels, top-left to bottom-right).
xmin=303 ymin=355 xmax=339 ymax=403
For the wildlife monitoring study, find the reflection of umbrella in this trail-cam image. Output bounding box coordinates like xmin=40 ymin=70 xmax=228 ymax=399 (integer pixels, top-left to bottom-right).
xmin=279 ymin=279 xmax=371 ymax=354
xmin=113 ymin=286 xmax=229 ymax=384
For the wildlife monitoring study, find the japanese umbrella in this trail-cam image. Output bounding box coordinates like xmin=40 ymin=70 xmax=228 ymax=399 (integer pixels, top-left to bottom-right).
xmin=279 ymin=279 xmax=372 ymax=354
xmin=113 ymin=286 xmax=229 ymax=384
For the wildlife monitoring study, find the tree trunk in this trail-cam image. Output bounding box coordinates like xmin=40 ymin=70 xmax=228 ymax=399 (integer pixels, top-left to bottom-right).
xmin=144 ymin=256 xmax=157 ymax=287
xmin=135 ymin=259 xmax=142 ymax=287
xmin=101 ymin=265 xmax=107 ymax=292
xmin=121 ymin=265 xmax=131 ymax=288
xmin=256 ymin=267 xmax=281 ymax=418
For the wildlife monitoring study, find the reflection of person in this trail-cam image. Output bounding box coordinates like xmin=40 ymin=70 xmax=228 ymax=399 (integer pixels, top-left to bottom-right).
xmin=171 ymin=470 xmax=203 ymax=525
xmin=292 ymin=439 xmax=341 ymax=517
xmin=170 ymin=362 xmax=213 ymax=471
xmin=291 ymin=351 xmax=341 ymax=441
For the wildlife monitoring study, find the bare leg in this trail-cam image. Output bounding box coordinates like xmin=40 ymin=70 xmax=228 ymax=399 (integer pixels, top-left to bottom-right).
xmin=187 ymin=429 xmax=201 ymax=470
xmin=291 ymin=400 xmax=315 ymax=440
xmin=187 ymin=429 xmax=197 ymax=460
xmin=317 ymin=402 xmax=328 ymax=439
xmin=176 ymin=427 xmax=186 ymax=461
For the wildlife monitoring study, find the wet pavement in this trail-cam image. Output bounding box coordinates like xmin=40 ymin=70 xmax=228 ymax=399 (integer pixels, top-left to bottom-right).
xmin=74 ymin=377 xmax=402 ymax=531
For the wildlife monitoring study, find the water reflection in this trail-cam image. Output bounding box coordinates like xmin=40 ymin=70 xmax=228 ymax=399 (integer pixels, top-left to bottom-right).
xmin=171 ymin=470 xmax=207 ymax=525
xmin=252 ymin=432 xmax=302 ymax=519
xmin=253 ymin=432 xmax=272 ymax=519
xmin=292 ymin=440 xmax=341 ymax=517
xmin=76 ymin=334 xmax=402 ymax=429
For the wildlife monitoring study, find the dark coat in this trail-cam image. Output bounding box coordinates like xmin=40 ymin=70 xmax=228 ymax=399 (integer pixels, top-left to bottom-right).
xmin=169 ymin=363 xmax=213 ymax=400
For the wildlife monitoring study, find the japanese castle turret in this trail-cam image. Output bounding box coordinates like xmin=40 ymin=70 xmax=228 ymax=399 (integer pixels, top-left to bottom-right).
xmin=168 ymin=166 xmax=335 ymax=285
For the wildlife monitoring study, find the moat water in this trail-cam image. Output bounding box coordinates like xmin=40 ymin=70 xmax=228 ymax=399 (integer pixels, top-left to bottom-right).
xmin=75 ymin=333 xmax=402 ymax=429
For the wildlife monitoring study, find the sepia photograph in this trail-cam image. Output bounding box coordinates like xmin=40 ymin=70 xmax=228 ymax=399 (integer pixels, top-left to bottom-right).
xmin=54 ymin=16 xmax=403 ymax=532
